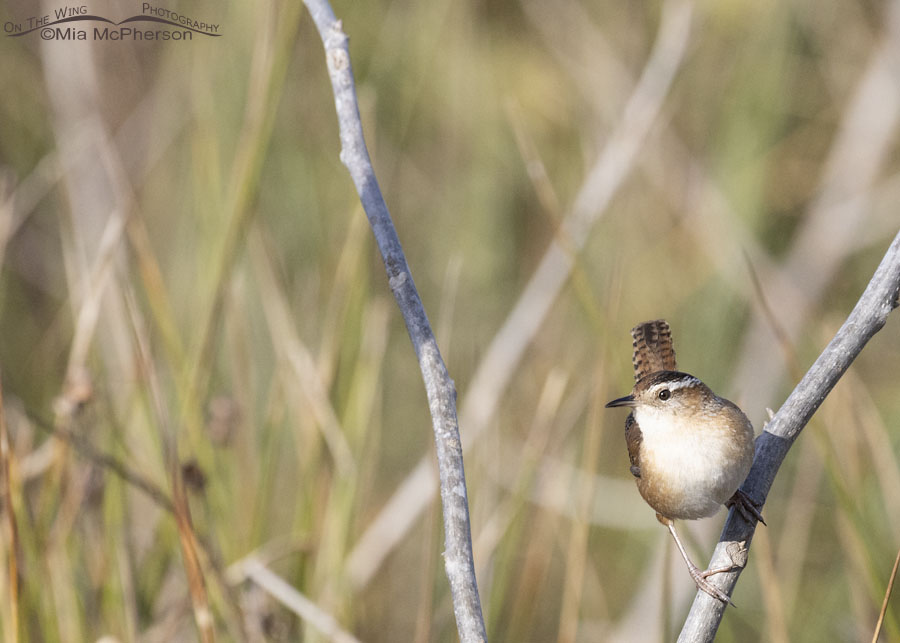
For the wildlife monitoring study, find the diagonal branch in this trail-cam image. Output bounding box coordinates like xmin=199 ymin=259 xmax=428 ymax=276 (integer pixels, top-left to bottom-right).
xmin=301 ymin=0 xmax=487 ymax=640
xmin=678 ymin=228 xmax=900 ymax=642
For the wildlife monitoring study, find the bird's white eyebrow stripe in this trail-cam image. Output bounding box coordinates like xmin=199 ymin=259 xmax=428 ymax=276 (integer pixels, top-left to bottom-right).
xmin=648 ymin=376 xmax=700 ymax=395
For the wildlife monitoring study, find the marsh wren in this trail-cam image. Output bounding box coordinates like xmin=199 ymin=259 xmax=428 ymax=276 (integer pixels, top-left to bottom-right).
xmin=606 ymin=320 xmax=764 ymax=604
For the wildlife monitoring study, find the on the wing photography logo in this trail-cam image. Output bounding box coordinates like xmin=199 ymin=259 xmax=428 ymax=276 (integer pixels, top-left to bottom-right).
xmin=4 ymin=3 xmax=221 ymax=41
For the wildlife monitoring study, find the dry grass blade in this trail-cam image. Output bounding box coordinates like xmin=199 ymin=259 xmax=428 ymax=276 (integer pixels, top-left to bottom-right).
xmin=556 ymin=375 xmax=605 ymax=643
xmin=249 ymin=229 xmax=356 ymax=475
xmin=473 ymin=369 xmax=569 ymax=573
xmin=753 ymin=526 xmax=789 ymax=643
xmin=26 ymin=405 xmax=251 ymax=641
xmin=172 ymin=471 xmax=216 ymax=643
xmin=187 ymin=0 xmax=305 ymax=419
xmin=0 ymin=374 xmax=20 ymax=643
xmin=872 ymin=544 xmax=900 ymax=643
xmin=125 ymin=289 xmax=217 ymax=642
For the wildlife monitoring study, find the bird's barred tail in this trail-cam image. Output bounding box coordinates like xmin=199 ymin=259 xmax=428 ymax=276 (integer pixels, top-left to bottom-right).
xmin=630 ymin=319 xmax=677 ymax=381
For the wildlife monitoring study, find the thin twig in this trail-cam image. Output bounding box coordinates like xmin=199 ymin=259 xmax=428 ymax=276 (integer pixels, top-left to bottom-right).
xmin=872 ymin=543 xmax=900 ymax=643
xmin=742 ymin=250 xmax=801 ymax=382
xmin=300 ymin=0 xmax=486 ymax=640
xmin=678 ymin=228 xmax=900 ymax=642
xmin=227 ymin=557 xmax=363 ymax=643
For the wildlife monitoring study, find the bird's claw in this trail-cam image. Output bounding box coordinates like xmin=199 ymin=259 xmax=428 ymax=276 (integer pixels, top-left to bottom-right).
xmin=727 ymin=488 xmax=766 ymax=526
xmin=690 ymin=566 xmax=735 ymax=606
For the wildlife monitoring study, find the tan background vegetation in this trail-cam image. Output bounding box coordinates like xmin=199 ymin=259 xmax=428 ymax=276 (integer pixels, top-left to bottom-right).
xmin=1 ymin=0 xmax=899 ymax=640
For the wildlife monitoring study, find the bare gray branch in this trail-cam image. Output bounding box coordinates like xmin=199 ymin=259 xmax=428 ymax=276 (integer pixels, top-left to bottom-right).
xmin=301 ymin=1 xmax=487 ymax=641
xmin=678 ymin=229 xmax=900 ymax=642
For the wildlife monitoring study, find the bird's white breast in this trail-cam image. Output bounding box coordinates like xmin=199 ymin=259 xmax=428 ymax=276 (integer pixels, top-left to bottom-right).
xmin=634 ymin=405 xmax=752 ymax=520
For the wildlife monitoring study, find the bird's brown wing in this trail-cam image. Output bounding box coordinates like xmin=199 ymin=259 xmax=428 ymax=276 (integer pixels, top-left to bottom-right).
xmin=625 ymin=413 xmax=642 ymax=478
xmin=630 ymin=319 xmax=677 ymax=381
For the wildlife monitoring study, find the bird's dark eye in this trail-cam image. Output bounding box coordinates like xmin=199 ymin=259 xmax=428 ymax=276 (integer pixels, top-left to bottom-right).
xmin=658 ymin=389 xmax=671 ymax=401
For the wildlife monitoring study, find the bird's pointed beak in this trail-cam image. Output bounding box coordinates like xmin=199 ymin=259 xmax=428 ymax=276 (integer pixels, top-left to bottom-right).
xmin=605 ymin=394 xmax=636 ymax=408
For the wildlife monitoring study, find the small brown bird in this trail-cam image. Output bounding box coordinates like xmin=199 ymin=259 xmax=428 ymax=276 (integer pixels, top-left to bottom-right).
xmin=606 ymin=320 xmax=764 ymax=604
